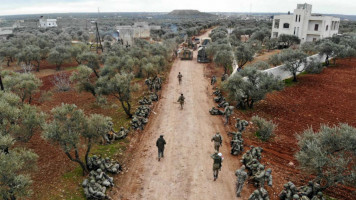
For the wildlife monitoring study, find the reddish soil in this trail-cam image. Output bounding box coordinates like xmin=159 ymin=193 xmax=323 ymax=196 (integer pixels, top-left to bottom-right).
xmin=226 ymin=58 xmax=356 ymax=199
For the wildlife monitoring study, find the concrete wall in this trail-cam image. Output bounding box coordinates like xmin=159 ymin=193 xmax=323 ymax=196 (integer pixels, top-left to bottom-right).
xmin=262 ymin=54 xmax=327 ymax=80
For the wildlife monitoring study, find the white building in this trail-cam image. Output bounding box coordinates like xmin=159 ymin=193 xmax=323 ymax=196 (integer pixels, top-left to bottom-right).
xmin=39 ymin=17 xmax=57 ymax=28
xmin=271 ymin=3 xmax=340 ymax=43
xmin=117 ymin=22 xmax=161 ymax=46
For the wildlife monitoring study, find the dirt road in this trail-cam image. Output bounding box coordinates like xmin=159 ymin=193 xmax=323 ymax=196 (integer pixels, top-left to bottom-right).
xmin=115 ymin=31 xmax=252 ymax=199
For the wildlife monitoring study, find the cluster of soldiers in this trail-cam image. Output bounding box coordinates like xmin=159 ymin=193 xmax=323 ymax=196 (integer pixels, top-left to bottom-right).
xmin=210 ymin=88 xmax=234 ymax=125
xmin=130 ymin=105 xmax=152 ymax=130
xmin=230 ymin=119 xmax=249 ymax=155
xmin=237 ymin=148 xmax=272 ymax=199
xmin=83 ymin=155 xmax=122 ymax=199
xmin=279 ymin=181 xmax=325 ymax=200
xmin=145 ymin=76 xmax=162 ymax=92
xmin=104 ymin=127 xmax=129 ymax=144
xmin=139 ymin=96 xmax=152 ymax=105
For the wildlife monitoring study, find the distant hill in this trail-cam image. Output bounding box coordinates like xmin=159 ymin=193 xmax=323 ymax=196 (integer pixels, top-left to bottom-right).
xmin=167 ymin=10 xmax=215 ymax=17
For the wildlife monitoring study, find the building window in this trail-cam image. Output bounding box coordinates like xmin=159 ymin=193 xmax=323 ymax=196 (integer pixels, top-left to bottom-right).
xmin=294 ymin=27 xmax=296 ymax=35
xmin=299 ymin=15 xmax=301 ymax=22
xmin=314 ymin=24 xmax=319 ymax=31
xmin=273 ymin=32 xmax=278 ymax=38
xmin=274 ymin=19 xmax=280 ymax=29
xmin=313 ymin=38 xmax=317 ymax=42
xmin=326 ymin=25 xmax=328 ymax=31
xmin=295 ymin=15 xmax=298 ymax=22
xmin=283 ymin=23 xmax=290 ymax=28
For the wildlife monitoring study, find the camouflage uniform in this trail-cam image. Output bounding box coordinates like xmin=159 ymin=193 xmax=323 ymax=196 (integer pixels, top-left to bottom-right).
xmin=211 ymin=133 xmax=223 ymax=152
xmin=224 ymin=105 xmax=233 ymax=125
xmin=211 ymin=151 xmax=222 ymax=181
xmin=235 ymin=165 xmax=248 ymax=197
xmin=177 ymin=72 xmax=183 ymax=84
xmin=177 ymin=94 xmax=185 ymax=109
xmin=156 ymin=135 xmax=166 ymax=161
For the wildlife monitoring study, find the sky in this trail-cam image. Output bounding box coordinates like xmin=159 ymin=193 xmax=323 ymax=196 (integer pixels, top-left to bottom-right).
xmin=0 ymin=0 xmax=355 ymax=16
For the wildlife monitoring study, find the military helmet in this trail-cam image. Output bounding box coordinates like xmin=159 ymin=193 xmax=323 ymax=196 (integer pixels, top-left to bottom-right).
xmin=292 ymin=194 xmax=299 ymax=199
xmin=92 ymin=155 xmax=97 ymax=159
xmin=160 ymin=135 xmax=164 ymax=137
xmin=254 ymin=190 xmax=259 ymax=195
xmin=308 ymin=181 xmax=313 ymax=185
xmin=120 ymin=127 xmax=124 ymax=130
xmin=266 ymin=168 xmax=272 ymax=172
xmin=259 ymin=165 xmax=265 ymax=170
xmin=106 ymin=157 xmax=110 ymax=160
xmin=241 ymin=165 xmax=246 ymax=170
xmin=97 ymin=169 xmax=102 ymax=173
xmin=283 ymin=184 xmax=288 ymax=188
xmin=90 ymin=180 xmax=95 ymax=184
xmin=214 ymin=150 xmax=218 ymax=154
xmin=317 ymin=192 xmax=323 ymax=196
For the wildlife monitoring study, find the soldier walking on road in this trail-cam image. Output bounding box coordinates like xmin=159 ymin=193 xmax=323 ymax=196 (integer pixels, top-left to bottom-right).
xmin=177 ymin=93 xmax=185 ymax=109
xmin=211 ymin=132 xmax=223 ymax=151
xmin=177 ymin=72 xmax=183 ymax=85
xmin=235 ymin=165 xmax=248 ymax=197
xmin=211 ymin=75 xmax=216 ymax=86
xmin=156 ymin=135 xmax=166 ymax=161
xmin=224 ymin=104 xmax=233 ymax=125
xmin=211 ymin=151 xmax=223 ymax=181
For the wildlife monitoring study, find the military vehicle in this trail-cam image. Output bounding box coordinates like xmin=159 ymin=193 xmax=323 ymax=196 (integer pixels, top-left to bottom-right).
xmin=178 ymin=48 xmax=193 ymax=60
xmin=197 ymin=46 xmax=209 ymax=63
xmin=197 ymin=37 xmax=211 ymax=63
xmin=201 ymin=37 xmax=212 ymax=46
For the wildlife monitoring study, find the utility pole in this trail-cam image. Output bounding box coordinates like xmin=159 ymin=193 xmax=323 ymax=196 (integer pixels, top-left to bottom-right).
xmin=0 ymin=75 xmax=4 ymax=91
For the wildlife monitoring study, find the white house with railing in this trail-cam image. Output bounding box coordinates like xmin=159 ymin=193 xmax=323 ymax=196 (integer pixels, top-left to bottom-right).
xmin=39 ymin=16 xmax=57 ymax=28
xmin=271 ymin=3 xmax=340 ymax=43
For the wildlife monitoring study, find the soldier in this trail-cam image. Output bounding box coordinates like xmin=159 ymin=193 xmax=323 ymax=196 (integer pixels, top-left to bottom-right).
xmin=177 ymin=72 xmax=183 ymax=84
xmin=87 ymin=179 xmax=107 ymax=199
xmin=211 ymin=75 xmax=217 ymax=85
xmin=95 ymin=168 xmax=114 ymax=187
xmin=312 ymin=182 xmax=321 ymax=197
xmin=265 ymin=168 xmax=273 ymax=187
xmin=177 ymin=93 xmax=185 ymax=109
xmin=241 ymin=150 xmax=253 ymax=167
xmin=103 ymin=157 xmax=121 ymax=174
xmin=249 ymin=188 xmax=269 ymax=200
xmin=254 ymin=165 xmax=266 ymax=187
xmin=156 ymin=135 xmax=166 ymax=161
xmin=209 ymin=107 xmax=224 ymax=115
xmin=235 ymin=118 xmax=249 ymax=133
xmin=279 ymin=184 xmax=290 ymax=200
xmin=211 ymin=150 xmax=222 ymax=181
xmin=211 ymin=132 xmax=223 ymax=152
xmin=311 ymin=192 xmax=324 ymax=200
xmin=299 ymin=181 xmax=313 ymax=198
xmin=224 ymin=104 xmax=233 ymax=125
xmin=235 ymin=165 xmax=248 ymax=197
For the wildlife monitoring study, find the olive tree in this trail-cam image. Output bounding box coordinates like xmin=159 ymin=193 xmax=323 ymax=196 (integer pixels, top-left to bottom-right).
xmin=79 ymin=52 xmax=101 ymax=78
xmin=0 ymin=135 xmax=38 ymax=200
xmin=0 ymin=91 xmax=44 ymax=142
xmin=70 ymin=65 xmax=97 ymax=97
xmin=3 ymin=72 xmax=42 ymax=104
xmin=223 ymin=67 xmax=284 ymax=109
xmin=296 ymin=123 xmax=356 ymax=190
xmin=16 ymin=45 xmax=41 ymax=72
xmin=214 ymin=50 xmax=233 ymax=74
xmin=279 ymin=49 xmax=308 ymax=82
xmin=97 ymin=73 xmax=135 ymax=118
xmin=48 ymin=45 xmax=71 ymax=70
xmin=278 ymin=34 xmax=301 ymax=47
xmin=43 ymin=104 xmax=112 ymax=175
xmin=235 ymin=43 xmax=255 ymax=69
